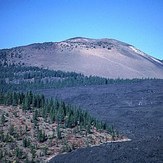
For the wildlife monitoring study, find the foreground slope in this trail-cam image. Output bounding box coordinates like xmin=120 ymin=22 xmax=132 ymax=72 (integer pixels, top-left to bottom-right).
xmin=0 ymin=92 xmax=127 ymax=162
xmin=1 ymin=37 xmax=163 ymax=79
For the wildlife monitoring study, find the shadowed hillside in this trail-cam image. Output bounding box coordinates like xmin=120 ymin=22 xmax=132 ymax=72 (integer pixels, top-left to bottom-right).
xmin=38 ymin=80 xmax=163 ymax=163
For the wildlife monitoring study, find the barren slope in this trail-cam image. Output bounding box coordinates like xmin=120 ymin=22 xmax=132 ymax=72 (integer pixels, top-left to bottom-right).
xmin=1 ymin=37 xmax=163 ymax=79
xmin=38 ymin=79 xmax=163 ymax=163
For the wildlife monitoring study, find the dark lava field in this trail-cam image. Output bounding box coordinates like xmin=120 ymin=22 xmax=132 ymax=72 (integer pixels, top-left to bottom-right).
xmin=37 ymin=80 xmax=163 ymax=163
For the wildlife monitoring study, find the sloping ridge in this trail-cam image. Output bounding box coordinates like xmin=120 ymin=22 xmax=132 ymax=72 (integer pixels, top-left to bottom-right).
xmin=1 ymin=37 xmax=163 ymax=79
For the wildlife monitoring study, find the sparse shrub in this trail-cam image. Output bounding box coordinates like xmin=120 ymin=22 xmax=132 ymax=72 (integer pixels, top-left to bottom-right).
xmin=62 ymin=139 xmax=73 ymax=153
xmin=15 ymin=147 xmax=23 ymax=159
xmin=9 ymin=124 xmax=15 ymax=135
xmin=43 ymin=146 xmax=48 ymax=156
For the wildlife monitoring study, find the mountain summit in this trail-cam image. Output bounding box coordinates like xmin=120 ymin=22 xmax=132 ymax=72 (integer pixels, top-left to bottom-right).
xmin=1 ymin=37 xmax=163 ymax=79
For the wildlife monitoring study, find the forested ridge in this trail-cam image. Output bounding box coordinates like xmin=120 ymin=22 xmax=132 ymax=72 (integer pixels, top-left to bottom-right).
xmin=0 ymin=63 xmax=156 ymax=92
xmin=0 ymin=91 xmax=122 ymax=163
xmin=0 ymin=91 xmax=112 ymax=131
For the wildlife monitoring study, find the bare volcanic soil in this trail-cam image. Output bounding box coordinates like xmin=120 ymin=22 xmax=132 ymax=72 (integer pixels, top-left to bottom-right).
xmin=37 ymin=80 xmax=163 ymax=163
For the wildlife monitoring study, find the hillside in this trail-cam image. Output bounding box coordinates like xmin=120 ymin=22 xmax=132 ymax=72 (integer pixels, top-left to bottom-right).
xmin=0 ymin=37 xmax=163 ymax=79
xmin=0 ymin=92 xmax=127 ymax=163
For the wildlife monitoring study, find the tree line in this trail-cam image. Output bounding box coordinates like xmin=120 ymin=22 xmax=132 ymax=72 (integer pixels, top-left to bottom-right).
xmin=0 ymin=91 xmax=116 ymax=136
xmin=0 ymin=63 xmax=155 ymax=92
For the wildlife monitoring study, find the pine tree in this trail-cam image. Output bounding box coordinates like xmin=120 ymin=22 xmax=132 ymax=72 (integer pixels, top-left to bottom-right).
xmin=43 ymin=146 xmax=48 ymax=156
xmin=22 ymin=94 xmax=30 ymax=110
xmin=0 ymin=149 xmax=3 ymax=159
xmin=0 ymin=92 xmax=4 ymax=104
xmin=30 ymin=146 xmax=36 ymax=159
xmin=12 ymin=92 xmax=18 ymax=106
xmin=16 ymin=147 xmax=23 ymax=159
xmin=33 ymin=109 xmax=38 ymax=121
xmin=23 ymin=138 xmax=28 ymax=147
xmin=5 ymin=92 xmax=13 ymax=105
xmin=1 ymin=113 xmax=5 ymax=126
xmin=86 ymin=123 xmax=92 ymax=134
xmin=57 ymin=105 xmax=65 ymax=124
xmin=49 ymin=107 xmax=55 ymax=123
xmin=37 ymin=129 xmax=47 ymax=142
xmin=40 ymin=94 xmax=45 ymax=107
xmin=67 ymin=112 xmax=76 ymax=128
xmin=57 ymin=125 xmax=61 ymax=139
